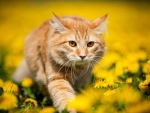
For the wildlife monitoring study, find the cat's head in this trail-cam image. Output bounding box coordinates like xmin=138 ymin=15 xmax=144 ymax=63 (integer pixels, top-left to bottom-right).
xmin=48 ymin=14 xmax=107 ymax=67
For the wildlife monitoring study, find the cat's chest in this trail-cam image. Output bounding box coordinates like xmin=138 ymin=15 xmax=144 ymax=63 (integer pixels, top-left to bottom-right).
xmin=68 ymin=67 xmax=92 ymax=88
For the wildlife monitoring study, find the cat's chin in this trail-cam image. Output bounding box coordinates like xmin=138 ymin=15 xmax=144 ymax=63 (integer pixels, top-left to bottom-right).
xmin=75 ymin=61 xmax=89 ymax=66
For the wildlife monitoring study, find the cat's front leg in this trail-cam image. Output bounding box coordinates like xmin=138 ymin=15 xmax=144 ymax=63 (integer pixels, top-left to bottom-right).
xmin=47 ymin=75 xmax=76 ymax=113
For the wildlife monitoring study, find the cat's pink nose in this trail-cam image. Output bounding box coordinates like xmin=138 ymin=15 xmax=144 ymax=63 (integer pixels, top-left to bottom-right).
xmin=79 ymin=56 xmax=86 ymax=60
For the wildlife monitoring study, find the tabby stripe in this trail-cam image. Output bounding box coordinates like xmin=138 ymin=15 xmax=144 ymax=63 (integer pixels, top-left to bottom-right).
xmin=48 ymin=76 xmax=68 ymax=83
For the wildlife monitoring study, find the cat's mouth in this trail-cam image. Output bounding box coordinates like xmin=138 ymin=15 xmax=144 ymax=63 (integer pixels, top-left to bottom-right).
xmin=75 ymin=60 xmax=89 ymax=66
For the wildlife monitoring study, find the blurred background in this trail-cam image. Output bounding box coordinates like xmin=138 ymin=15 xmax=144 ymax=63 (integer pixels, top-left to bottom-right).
xmin=0 ymin=1 xmax=150 ymax=112
xmin=0 ymin=0 xmax=150 ymax=80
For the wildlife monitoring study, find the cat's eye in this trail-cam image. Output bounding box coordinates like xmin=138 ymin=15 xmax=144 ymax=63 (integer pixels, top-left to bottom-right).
xmin=69 ymin=41 xmax=77 ymax=47
xmin=87 ymin=41 xmax=94 ymax=47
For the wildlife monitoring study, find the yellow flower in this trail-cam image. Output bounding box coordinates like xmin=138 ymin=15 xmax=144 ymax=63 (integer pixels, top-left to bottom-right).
xmin=146 ymin=74 xmax=150 ymax=80
xmin=127 ymin=52 xmax=141 ymax=62
xmin=97 ymin=104 xmax=117 ymax=113
xmin=142 ymin=63 xmax=150 ymax=73
xmin=0 ymin=92 xmax=18 ymax=110
xmin=69 ymin=94 xmax=92 ymax=112
xmin=105 ymin=73 xmax=115 ymax=87
xmin=94 ymin=79 xmax=108 ymax=88
xmin=3 ymin=81 xmax=19 ymax=95
xmin=139 ymin=74 xmax=150 ymax=92
xmin=93 ymin=67 xmax=109 ymax=79
xmin=24 ymin=98 xmax=38 ymax=107
xmin=104 ymin=89 xmax=116 ymax=96
xmin=102 ymin=89 xmax=117 ymax=103
xmin=100 ymin=52 xmax=121 ymax=68
xmin=126 ymin=77 xmax=132 ymax=83
xmin=119 ymin=86 xmax=141 ymax=103
xmin=5 ymin=54 xmax=23 ymax=73
xmin=139 ymin=82 xmax=149 ymax=92
xmin=126 ymin=101 xmax=150 ymax=113
xmin=82 ymin=88 xmax=101 ymax=103
xmin=0 ymin=79 xmax=4 ymax=87
xmin=115 ymin=59 xmax=140 ymax=75
xmin=127 ymin=61 xmax=140 ymax=73
xmin=137 ymin=50 xmax=147 ymax=61
xmin=22 ymin=78 xmax=34 ymax=87
xmin=115 ymin=60 xmax=127 ymax=76
xmin=39 ymin=107 xmax=56 ymax=113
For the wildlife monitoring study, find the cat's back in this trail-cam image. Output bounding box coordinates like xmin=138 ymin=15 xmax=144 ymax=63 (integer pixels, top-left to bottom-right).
xmin=24 ymin=20 xmax=50 ymax=73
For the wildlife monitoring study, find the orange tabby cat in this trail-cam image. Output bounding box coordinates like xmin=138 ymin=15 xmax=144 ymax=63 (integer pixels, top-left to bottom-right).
xmin=13 ymin=14 xmax=108 ymax=113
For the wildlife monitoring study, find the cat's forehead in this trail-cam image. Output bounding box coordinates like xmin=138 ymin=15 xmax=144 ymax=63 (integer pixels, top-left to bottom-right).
xmin=68 ymin=29 xmax=97 ymax=42
xmin=63 ymin=16 xmax=91 ymax=29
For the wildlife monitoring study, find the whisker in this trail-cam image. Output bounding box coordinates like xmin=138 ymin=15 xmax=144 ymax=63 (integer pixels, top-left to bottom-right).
xmin=72 ymin=62 xmax=77 ymax=80
xmin=89 ymin=61 xmax=96 ymax=84
xmin=56 ymin=60 xmax=70 ymax=75
xmin=64 ymin=61 xmax=71 ymax=79
xmin=77 ymin=61 xmax=90 ymax=80
xmin=70 ymin=61 xmax=75 ymax=86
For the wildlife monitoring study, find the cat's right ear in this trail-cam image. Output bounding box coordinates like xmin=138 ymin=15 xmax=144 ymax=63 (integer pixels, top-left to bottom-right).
xmin=91 ymin=14 xmax=108 ymax=35
xmin=49 ymin=13 xmax=68 ymax=33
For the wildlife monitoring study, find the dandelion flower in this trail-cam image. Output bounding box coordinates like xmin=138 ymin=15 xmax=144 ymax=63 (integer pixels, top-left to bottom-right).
xmin=0 ymin=92 xmax=18 ymax=110
xmin=142 ymin=63 xmax=150 ymax=74
xmin=102 ymin=89 xmax=117 ymax=103
xmin=115 ymin=59 xmax=139 ymax=75
xmin=100 ymin=52 xmax=120 ymax=68
xmin=94 ymin=79 xmax=108 ymax=88
xmin=3 ymin=81 xmax=19 ymax=95
xmin=104 ymin=89 xmax=116 ymax=96
xmin=139 ymin=75 xmax=150 ymax=92
xmin=126 ymin=101 xmax=150 ymax=113
xmin=119 ymin=86 xmax=141 ymax=103
xmin=93 ymin=68 xmax=109 ymax=79
xmin=22 ymin=78 xmax=34 ymax=87
xmin=139 ymin=82 xmax=149 ymax=92
xmin=105 ymin=74 xmax=115 ymax=87
xmin=39 ymin=107 xmax=56 ymax=113
xmin=137 ymin=50 xmax=147 ymax=61
xmin=128 ymin=61 xmax=140 ymax=73
xmin=69 ymin=94 xmax=92 ymax=112
xmin=126 ymin=77 xmax=132 ymax=83
xmin=115 ymin=60 xmax=127 ymax=76
xmin=24 ymin=98 xmax=38 ymax=107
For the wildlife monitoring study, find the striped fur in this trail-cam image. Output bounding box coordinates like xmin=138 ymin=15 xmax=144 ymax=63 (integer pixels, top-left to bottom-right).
xmin=13 ymin=14 xmax=107 ymax=113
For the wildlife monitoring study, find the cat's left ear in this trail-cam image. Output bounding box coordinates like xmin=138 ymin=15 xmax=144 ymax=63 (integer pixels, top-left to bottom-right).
xmin=49 ymin=13 xmax=68 ymax=33
xmin=91 ymin=14 xmax=108 ymax=35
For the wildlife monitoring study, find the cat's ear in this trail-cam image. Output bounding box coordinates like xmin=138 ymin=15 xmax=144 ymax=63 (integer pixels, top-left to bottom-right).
xmin=91 ymin=14 xmax=108 ymax=35
xmin=49 ymin=13 xmax=68 ymax=33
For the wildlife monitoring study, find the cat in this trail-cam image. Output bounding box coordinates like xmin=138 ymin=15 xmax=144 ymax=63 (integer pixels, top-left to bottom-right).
xmin=13 ymin=13 xmax=108 ymax=113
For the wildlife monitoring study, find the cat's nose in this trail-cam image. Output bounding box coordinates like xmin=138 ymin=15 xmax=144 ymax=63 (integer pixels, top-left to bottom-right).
xmin=79 ymin=56 xmax=86 ymax=60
